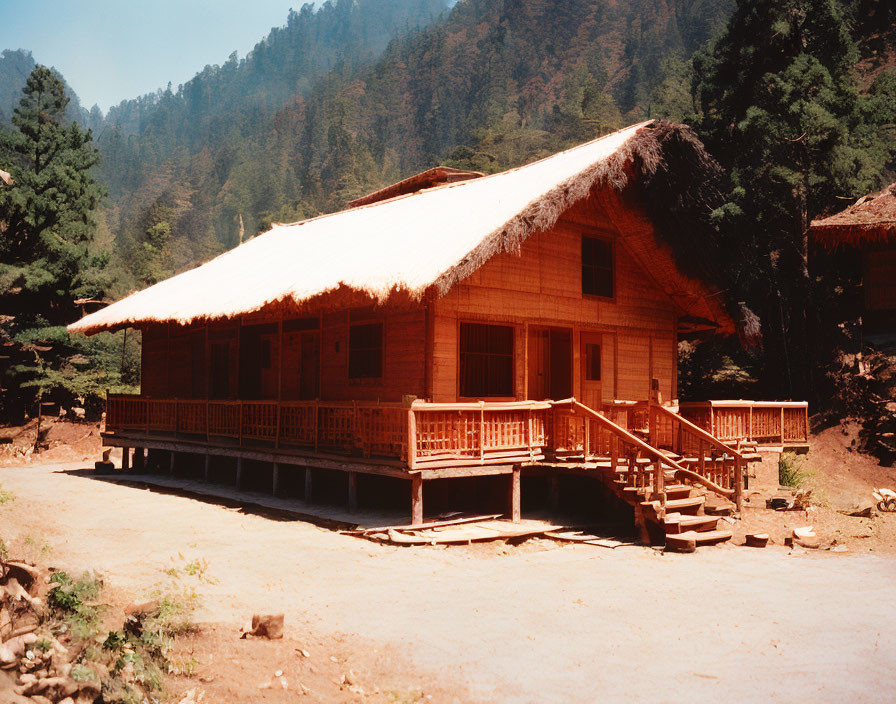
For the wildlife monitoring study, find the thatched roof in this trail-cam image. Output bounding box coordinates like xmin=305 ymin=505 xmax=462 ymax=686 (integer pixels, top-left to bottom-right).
xmin=69 ymin=121 xmax=735 ymax=336
xmin=347 ymin=166 xmax=483 ymax=207
xmin=811 ymin=183 xmax=896 ymax=249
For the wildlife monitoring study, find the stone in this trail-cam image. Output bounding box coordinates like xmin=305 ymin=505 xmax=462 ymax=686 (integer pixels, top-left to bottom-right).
xmin=247 ymin=614 xmax=284 ymax=640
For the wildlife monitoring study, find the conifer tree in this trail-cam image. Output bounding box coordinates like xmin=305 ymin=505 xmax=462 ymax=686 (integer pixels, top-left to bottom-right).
xmin=0 ymin=65 xmax=106 ymax=327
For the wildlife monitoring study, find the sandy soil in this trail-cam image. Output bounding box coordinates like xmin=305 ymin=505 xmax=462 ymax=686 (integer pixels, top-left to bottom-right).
xmin=0 ymin=460 xmax=894 ymax=703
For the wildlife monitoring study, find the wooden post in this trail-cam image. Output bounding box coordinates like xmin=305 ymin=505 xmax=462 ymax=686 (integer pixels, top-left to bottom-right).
xmin=411 ymin=475 xmax=423 ymax=526
xmin=204 ymin=453 xmax=211 ymax=481
xmin=407 ymin=408 xmax=417 ymax=470
xmin=235 ymin=457 xmax=243 ymax=489
xmin=133 ymin=447 xmax=145 ymax=472
xmin=304 ymin=467 xmax=312 ymax=501
xmin=549 ymin=473 xmax=560 ymax=512
xmin=347 ymin=471 xmax=357 ymax=512
xmin=508 ymin=467 xmax=521 ymax=523
xmin=272 ymin=462 xmax=281 ymax=496
xmin=780 ymin=406 xmax=785 ymax=446
xmin=479 ymin=402 xmax=485 ymax=462
xmin=169 ymin=451 xmax=176 ymax=476
xmin=734 ymin=456 xmax=744 ymax=514
xmin=121 ymin=447 xmax=130 ymax=472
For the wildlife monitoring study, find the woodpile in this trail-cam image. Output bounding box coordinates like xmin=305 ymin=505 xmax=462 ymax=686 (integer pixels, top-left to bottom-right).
xmin=0 ymin=559 xmax=100 ymax=704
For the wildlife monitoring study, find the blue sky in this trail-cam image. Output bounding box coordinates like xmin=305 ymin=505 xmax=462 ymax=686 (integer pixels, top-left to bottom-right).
xmin=0 ymin=0 xmax=315 ymax=112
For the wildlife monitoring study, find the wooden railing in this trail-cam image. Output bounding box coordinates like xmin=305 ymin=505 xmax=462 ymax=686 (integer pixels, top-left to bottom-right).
xmin=649 ymin=403 xmax=744 ymax=510
xmin=408 ymin=400 xmax=550 ymax=469
xmin=105 ymin=395 xmax=548 ymax=467
xmin=678 ymin=400 xmax=809 ymax=447
xmin=106 ymin=395 xmax=409 ymax=461
xmin=548 ymin=399 xmax=692 ymax=510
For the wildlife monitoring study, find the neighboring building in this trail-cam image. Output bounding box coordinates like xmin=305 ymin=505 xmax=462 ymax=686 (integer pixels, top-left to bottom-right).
xmin=69 ymin=121 xmax=807 ymax=542
xmin=811 ymin=183 xmax=896 ymax=333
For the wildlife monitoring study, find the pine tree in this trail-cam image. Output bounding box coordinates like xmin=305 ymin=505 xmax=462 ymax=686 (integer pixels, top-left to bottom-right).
xmin=0 ymin=66 xmax=115 ymax=420
xmin=0 ymin=66 xmax=106 ymax=326
xmin=691 ymin=0 xmax=893 ymax=397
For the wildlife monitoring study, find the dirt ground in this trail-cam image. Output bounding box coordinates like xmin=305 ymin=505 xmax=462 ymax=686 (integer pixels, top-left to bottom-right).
xmin=0 ymin=455 xmax=894 ymax=703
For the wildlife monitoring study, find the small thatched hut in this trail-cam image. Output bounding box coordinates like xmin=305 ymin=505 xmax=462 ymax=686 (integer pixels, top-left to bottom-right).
xmin=811 ymin=184 xmax=896 ymax=319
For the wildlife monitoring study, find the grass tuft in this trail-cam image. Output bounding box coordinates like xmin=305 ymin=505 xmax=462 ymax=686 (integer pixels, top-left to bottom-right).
xmin=778 ymin=452 xmax=811 ymax=488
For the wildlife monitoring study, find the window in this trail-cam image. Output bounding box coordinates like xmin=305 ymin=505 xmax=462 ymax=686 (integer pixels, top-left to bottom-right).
xmin=349 ymin=323 xmax=383 ymax=379
xmin=460 ymin=323 xmax=514 ymax=397
xmin=584 ymin=343 xmax=601 ymax=381
xmin=582 ymin=236 xmax=614 ymax=298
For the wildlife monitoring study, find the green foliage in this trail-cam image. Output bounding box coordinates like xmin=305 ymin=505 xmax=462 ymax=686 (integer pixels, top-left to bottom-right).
xmin=0 ymin=484 xmax=14 ymax=504
xmin=47 ymin=570 xmax=105 ymax=640
xmin=0 ymin=65 xmax=115 ymax=421
xmin=779 ymin=452 xmax=811 ymax=487
xmin=691 ymin=0 xmax=896 ymax=399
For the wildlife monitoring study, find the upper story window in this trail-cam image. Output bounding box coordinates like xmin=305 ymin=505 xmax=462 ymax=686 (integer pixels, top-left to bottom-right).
xmin=349 ymin=322 xmax=383 ymax=380
xmin=582 ymin=235 xmax=614 ymax=299
xmin=459 ymin=322 xmax=514 ymax=397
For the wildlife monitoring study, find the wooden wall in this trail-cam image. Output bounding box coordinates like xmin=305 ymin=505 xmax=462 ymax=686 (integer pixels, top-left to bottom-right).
xmin=138 ymin=306 xmax=425 ymax=403
xmin=864 ymin=246 xmax=896 ymax=311
xmin=430 ymin=193 xmax=680 ymax=404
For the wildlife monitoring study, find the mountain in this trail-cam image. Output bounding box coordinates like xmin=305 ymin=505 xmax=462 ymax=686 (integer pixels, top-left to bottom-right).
xmin=95 ymin=0 xmax=737 ymax=291
xmin=0 ymin=49 xmax=89 ymax=126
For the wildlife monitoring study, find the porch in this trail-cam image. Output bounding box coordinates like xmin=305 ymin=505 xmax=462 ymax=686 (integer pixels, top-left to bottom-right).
xmin=103 ymin=394 xmax=809 ymax=531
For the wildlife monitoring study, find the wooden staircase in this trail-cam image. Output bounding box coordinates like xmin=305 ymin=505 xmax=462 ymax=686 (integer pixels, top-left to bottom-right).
xmin=547 ymin=399 xmax=744 ymax=551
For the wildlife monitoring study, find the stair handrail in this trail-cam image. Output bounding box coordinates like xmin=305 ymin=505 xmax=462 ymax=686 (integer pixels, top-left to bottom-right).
xmin=650 ymin=403 xmax=745 ymax=512
xmin=551 ymin=399 xmax=692 ymax=512
xmin=552 ymin=399 xmax=689 ymax=473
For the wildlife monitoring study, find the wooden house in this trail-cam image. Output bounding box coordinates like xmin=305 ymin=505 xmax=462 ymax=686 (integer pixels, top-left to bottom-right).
xmin=811 ymin=183 xmax=896 ymax=333
xmin=69 ymin=122 xmax=807 ymax=543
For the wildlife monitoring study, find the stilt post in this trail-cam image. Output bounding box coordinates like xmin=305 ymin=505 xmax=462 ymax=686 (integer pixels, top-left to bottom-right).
xmin=411 ymin=475 xmax=423 ymax=526
xmin=304 ymin=467 xmax=312 ymax=501
xmin=121 ymin=447 xmax=130 ymax=472
xmin=204 ymin=453 xmax=211 ymax=481
xmin=235 ymin=457 xmax=243 ymax=489
xmin=272 ymin=462 xmax=281 ymax=496
xmin=508 ymin=467 xmax=521 ymax=523
xmin=347 ymin=471 xmax=357 ymax=513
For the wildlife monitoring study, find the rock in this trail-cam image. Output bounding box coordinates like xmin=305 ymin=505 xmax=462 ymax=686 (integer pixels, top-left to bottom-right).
xmin=246 ymin=614 xmax=284 ymax=640
xmin=745 ymin=533 xmax=769 ymax=548
xmin=125 ymin=599 xmax=159 ymax=619
xmin=58 ymin=699 xmax=75 ymax=704
xmin=29 ymin=696 xmax=53 ymax=704
xmin=830 ymin=544 xmax=848 ymax=553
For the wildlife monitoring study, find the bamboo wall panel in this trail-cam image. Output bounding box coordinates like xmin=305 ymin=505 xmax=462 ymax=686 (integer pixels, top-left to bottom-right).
xmin=141 ymin=325 xmax=168 ymax=396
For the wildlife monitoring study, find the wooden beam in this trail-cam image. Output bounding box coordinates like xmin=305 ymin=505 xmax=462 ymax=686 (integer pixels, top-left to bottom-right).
xmin=411 ymin=474 xmax=423 ymax=526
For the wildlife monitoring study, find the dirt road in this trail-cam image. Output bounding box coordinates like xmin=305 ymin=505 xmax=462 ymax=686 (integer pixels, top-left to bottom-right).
xmin=1 ymin=462 xmax=894 ymax=703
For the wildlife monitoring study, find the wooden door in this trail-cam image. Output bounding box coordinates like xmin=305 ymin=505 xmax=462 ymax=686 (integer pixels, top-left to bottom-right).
xmin=527 ymin=327 xmax=550 ymax=400
xmin=549 ymin=328 xmax=572 ymax=400
xmin=299 ymin=331 xmax=320 ymax=400
xmin=580 ymin=332 xmax=603 ymax=409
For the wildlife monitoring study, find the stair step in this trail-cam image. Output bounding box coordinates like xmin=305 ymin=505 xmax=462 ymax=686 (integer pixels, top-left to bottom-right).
xmin=664 ymin=513 xmax=719 ymax=534
xmin=663 ymin=495 xmax=705 ymax=515
xmin=665 ymin=529 xmax=733 ymax=550
xmin=663 ymin=484 xmax=692 ymax=500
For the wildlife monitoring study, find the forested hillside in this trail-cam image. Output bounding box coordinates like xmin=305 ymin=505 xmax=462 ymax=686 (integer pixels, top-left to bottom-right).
xmin=89 ymin=0 xmax=736 ymax=294
xmin=1 ymin=0 xmax=894 ymax=422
